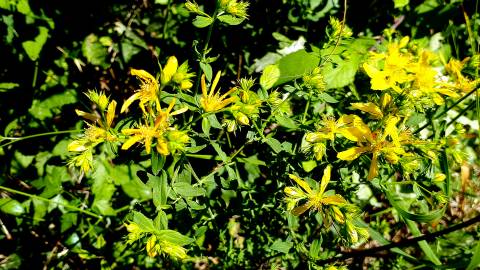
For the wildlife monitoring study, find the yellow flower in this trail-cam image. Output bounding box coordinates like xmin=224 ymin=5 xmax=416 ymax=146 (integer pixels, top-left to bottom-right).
xmin=161 ymin=56 xmax=178 ymax=85
xmin=350 ymin=102 xmax=383 ymax=119
xmin=284 ymin=166 xmax=347 ymax=216
xmin=363 ymin=36 xmax=413 ymax=92
xmin=200 ymin=71 xmax=237 ymax=112
xmin=305 ymin=115 xmax=363 ymax=143
xmin=121 ymin=69 xmax=160 ymax=114
xmin=121 ymin=98 xmax=187 ymax=154
xmin=337 ymin=116 xmax=405 ymax=180
xmin=408 ymin=51 xmax=460 ymax=105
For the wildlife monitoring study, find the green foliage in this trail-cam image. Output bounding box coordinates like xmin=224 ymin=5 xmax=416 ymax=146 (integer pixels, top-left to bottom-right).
xmin=0 ymin=0 xmax=479 ymax=269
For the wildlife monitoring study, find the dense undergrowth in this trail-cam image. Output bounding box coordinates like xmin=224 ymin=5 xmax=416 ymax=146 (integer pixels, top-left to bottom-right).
xmin=1 ymin=0 xmax=480 ymax=269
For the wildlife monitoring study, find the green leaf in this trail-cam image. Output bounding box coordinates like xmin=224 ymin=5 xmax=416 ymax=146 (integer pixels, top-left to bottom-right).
xmin=157 ymin=229 xmax=194 ymax=246
xmin=199 ymin=62 xmax=213 ymax=82
xmin=173 ymin=182 xmax=205 ymax=197
xmin=207 ymin=114 xmax=222 ymax=128
xmin=394 ymin=0 xmax=409 ymax=8
xmin=275 ymin=114 xmax=297 ymax=129
xmin=211 ymin=142 xmax=227 ymax=162
xmin=133 ymin=211 xmax=156 ymax=233
xmin=32 ymin=198 xmax=47 ymax=224
xmin=309 ymin=239 xmax=322 ymax=259
xmin=17 ymin=0 xmax=32 ymax=15
xmin=270 ymin=239 xmax=293 ymax=253
xmin=151 ymin=151 xmax=165 ymax=175
xmin=29 ymin=89 xmax=77 ymax=120
xmin=61 ymin=212 xmax=78 ymax=233
xmin=202 ymin=117 xmax=211 ymax=136
xmin=154 ymin=210 xmax=168 ymax=230
xmin=192 ymin=15 xmax=213 ymax=28
xmin=318 ymin=92 xmax=338 ymax=103
xmin=0 ymin=82 xmax=19 ymax=92
xmin=217 ymin=14 xmax=245 ymax=25
xmin=186 ymin=199 xmax=206 ymax=210
xmin=302 ymin=160 xmax=317 ymax=172
xmin=265 ymin=137 xmax=283 ymax=153
xmin=150 ymin=171 xmax=168 ymax=208
xmin=82 ymin=34 xmax=111 ymax=68
xmin=22 ymin=26 xmax=49 ymax=61
xmin=0 ymin=198 xmax=25 ymax=216
xmin=405 ymin=220 xmax=441 ymax=265
xmin=273 ymin=50 xmax=320 ymax=87
xmin=385 ymin=189 xmax=446 ymax=222
xmin=467 ymin=240 xmax=480 ymax=270
xmin=322 ymin=37 xmax=375 ymax=89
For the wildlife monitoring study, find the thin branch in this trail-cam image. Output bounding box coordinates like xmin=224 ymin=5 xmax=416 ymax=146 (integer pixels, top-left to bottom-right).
xmin=316 ymin=214 xmax=480 ymax=264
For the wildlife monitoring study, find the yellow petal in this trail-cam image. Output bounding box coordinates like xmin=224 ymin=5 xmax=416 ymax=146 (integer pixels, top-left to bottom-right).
xmin=399 ymin=36 xmax=410 ymax=48
xmin=284 ymin=186 xmax=306 ymax=199
xmin=210 ymin=71 xmax=222 ymax=96
xmin=382 ymin=116 xmax=400 ymax=142
xmin=338 ymin=126 xmax=372 ymax=142
xmin=68 ymin=140 xmax=87 ymax=152
xmin=201 ymin=74 xmax=208 ymax=97
xmin=131 ymin=69 xmax=156 ymax=82
xmin=146 ymin=235 xmax=158 ymax=257
xmin=332 ymin=206 xmax=345 ymax=223
xmin=106 ymin=100 xmax=116 ymax=128
xmin=121 ymin=92 xmax=141 ymax=113
xmin=351 ymin=102 xmax=383 ymax=119
xmin=161 ymin=56 xmax=178 ymax=84
xmin=370 ymin=71 xmax=391 ymax=90
xmin=380 ymin=93 xmax=392 ymax=110
xmin=321 ymin=194 xmax=347 ymax=205
xmin=180 ymin=80 xmax=193 ymax=90
xmin=363 ymin=63 xmax=378 ymax=79
xmin=156 ymin=138 xmax=170 ymax=156
xmin=291 ymin=202 xmax=312 ymax=216
xmin=288 ymin=174 xmax=312 ymax=194
xmin=122 ymin=135 xmax=142 ymax=150
xmin=75 ymin=109 xmax=100 ymax=122
xmin=319 ymin=165 xmax=331 ymax=196
xmin=170 ymin=107 xmax=189 ymax=116
xmin=337 ymin=146 xmax=369 ymax=161
xmin=367 ymin=152 xmax=379 ymax=180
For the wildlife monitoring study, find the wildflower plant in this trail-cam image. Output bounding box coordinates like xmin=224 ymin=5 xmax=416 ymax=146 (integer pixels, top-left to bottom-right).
xmin=1 ymin=0 xmax=480 ymax=269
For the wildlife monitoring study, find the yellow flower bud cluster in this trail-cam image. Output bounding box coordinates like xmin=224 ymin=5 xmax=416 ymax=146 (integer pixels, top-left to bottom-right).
xmin=220 ymin=0 xmax=250 ymax=19
xmin=68 ymin=91 xmax=118 ymax=172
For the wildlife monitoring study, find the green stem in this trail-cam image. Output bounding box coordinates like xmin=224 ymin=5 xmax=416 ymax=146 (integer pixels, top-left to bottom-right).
xmin=302 ymin=88 xmax=313 ymax=124
xmin=414 ymin=87 xmax=478 ymax=134
xmin=0 ymin=130 xmax=82 ymax=148
xmin=32 ymin=60 xmax=39 ymax=88
xmin=426 ymin=101 xmax=476 ymax=139
xmin=197 ymin=143 xmax=246 ymax=186
xmin=252 ymin=120 xmax=266 ymax=140
xmin=0 ymin=185 xmax=102 ymax=219
xmin=193 ymin=8 xmax=219 ymax=96
xmin=162 ymin=0 xmax=173 ymax=39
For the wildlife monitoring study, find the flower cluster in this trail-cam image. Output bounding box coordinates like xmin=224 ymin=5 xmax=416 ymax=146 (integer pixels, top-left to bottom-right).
xmin=68 ymin=56 xmax=193 ymax=172
xmin=67 ymin=91 xmax=118 ymax=172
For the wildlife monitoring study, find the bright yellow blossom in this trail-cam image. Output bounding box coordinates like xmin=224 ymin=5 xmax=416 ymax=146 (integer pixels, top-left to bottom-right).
xmin=121 ymin=98 xmax=187 ymax=154
xmin=363 ymin=36 xmax=413 ymax=92
xmin=284 ymin=166 xmax=347 ymax=216
xmin=121 ymin=69 xmax=160 ymax=114
xmin=337 ymin=116 xmax=406 ymax=180
xmin=200 ymin=71 xmax=237 ymax=112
